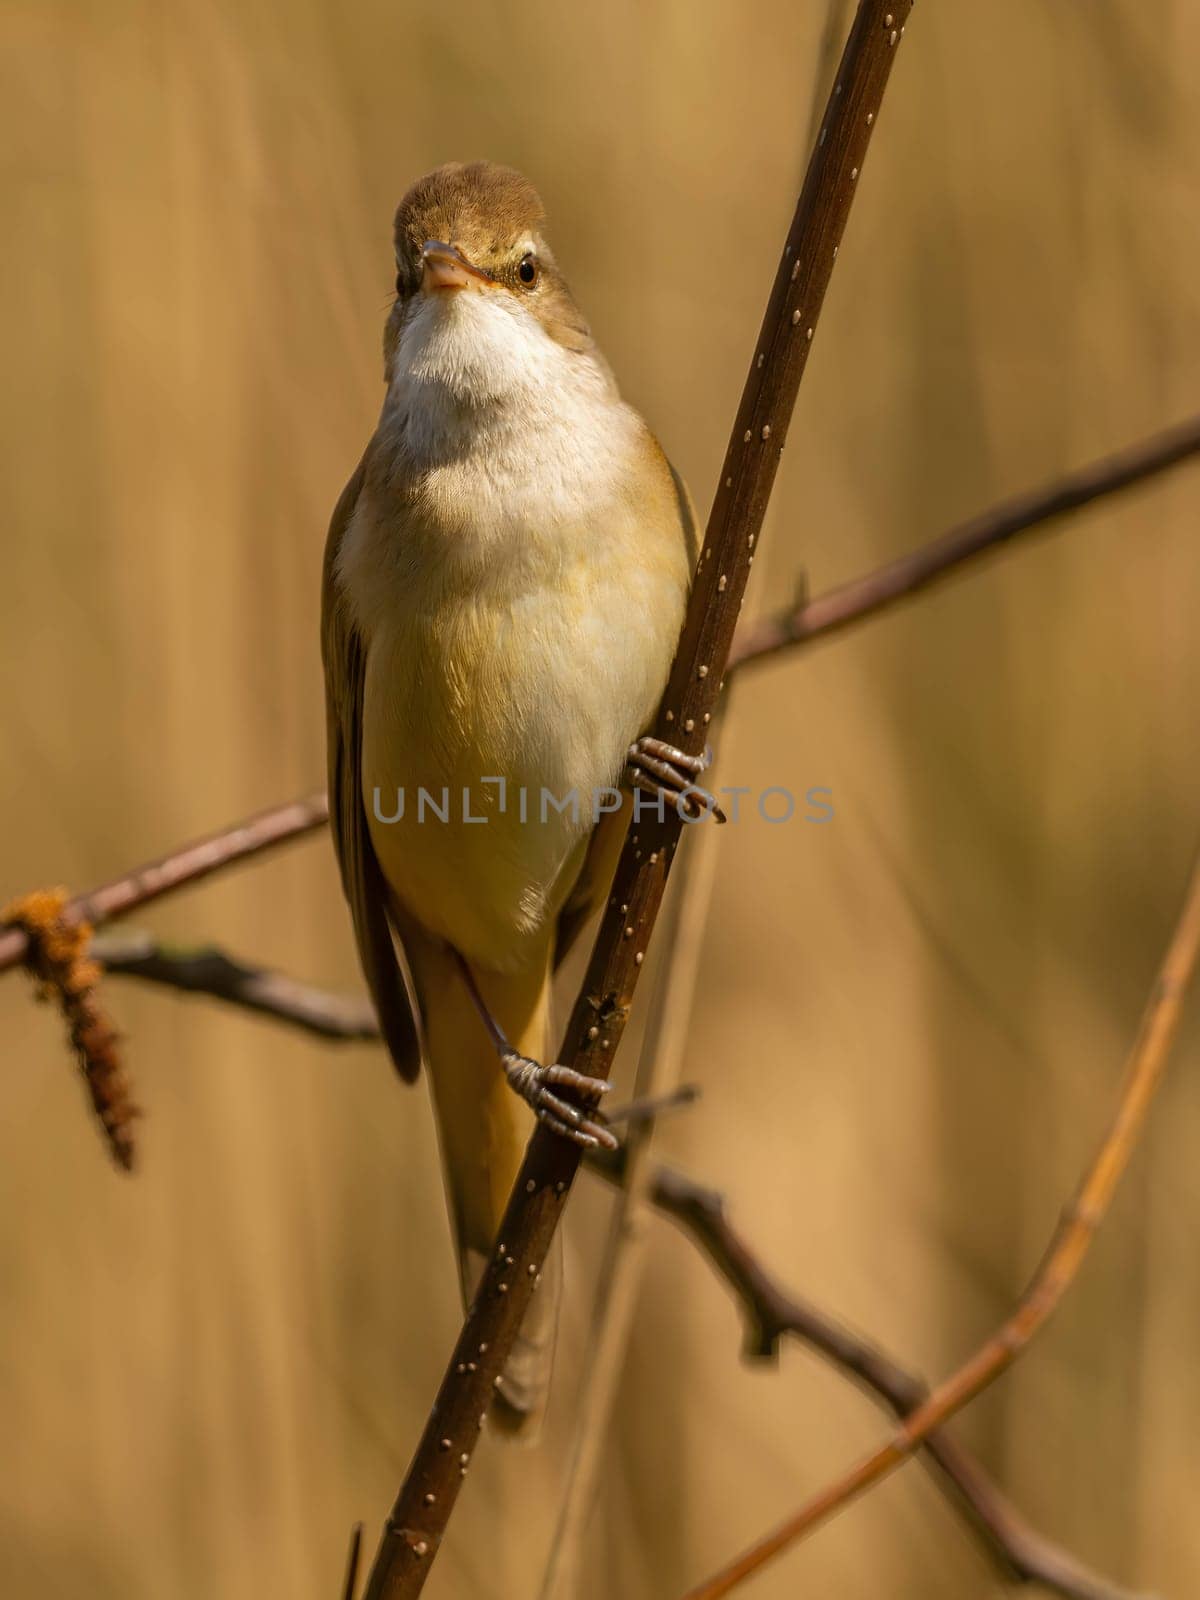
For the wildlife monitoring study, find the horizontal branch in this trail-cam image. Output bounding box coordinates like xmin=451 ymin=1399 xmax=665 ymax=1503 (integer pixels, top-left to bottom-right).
xmin=729 ymin=413 xmax=1200 ymax=668
xmin=0 ymin=792 xmax=329 ymax=977
xmin=93 ymin=931 xmax=377 ymax=1041
xmin=682 ymin=845 xmax=1200 ymax=1599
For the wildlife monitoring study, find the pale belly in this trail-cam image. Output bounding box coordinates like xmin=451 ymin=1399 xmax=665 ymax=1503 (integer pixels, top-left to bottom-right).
xmin=361 ymin=561 xmax=683 ymax=970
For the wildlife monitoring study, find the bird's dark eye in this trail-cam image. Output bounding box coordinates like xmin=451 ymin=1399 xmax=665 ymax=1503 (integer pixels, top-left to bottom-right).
xmin=517 ymin=254 xmax=538 ymax=286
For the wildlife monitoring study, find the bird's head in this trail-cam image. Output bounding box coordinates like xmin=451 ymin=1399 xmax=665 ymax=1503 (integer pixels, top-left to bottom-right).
xmin=384 ymin=162 xmax=595 ymax=402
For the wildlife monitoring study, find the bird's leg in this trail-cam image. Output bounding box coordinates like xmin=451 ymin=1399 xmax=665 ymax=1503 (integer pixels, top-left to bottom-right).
xmin=452 ymin=950 xmax=618 ymax=1151
xmin=624 ymin=736 xmax=727 ymax=823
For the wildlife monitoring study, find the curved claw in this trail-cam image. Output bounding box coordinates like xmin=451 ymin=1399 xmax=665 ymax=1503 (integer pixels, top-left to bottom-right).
xmin=537 ymin=1106 xmax=599 ymax=1146
xmin=625 ymin=736 xmax=726 ymax=824
xmin=541 ymin=1062 xmax=611 ymax=1102
xmin=503 ymin=1053 xmax=619 ymax=1151
xmin=637 ymin=736 xmax=711 ymax=775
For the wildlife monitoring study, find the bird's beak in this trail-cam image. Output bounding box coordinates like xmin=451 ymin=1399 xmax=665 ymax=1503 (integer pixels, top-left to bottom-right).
xmin=421 ymin=240 xmax=494 ymax=293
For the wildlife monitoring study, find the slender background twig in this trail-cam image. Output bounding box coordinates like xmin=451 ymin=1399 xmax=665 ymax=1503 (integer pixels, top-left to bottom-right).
xmin=341 ymin=1525 xmax=363 ymax=1600
xmin=729 ymin=414 xmax=1200 ymax=669
xmin=643 ymin=1166 xmax=1151 ymax=1600
xmin=681 ymin=846 xmax=1200 ymax=1599
xmin=536 ymin=10 xmax=864 ymax=1587
xmin=537 ymin=810 xmax=723 ymax=1600
xmin=94 ymin=931 xmax=379 ymax=1041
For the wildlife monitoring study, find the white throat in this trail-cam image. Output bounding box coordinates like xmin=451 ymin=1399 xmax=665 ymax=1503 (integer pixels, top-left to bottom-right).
xmin=386 ymin=290 xmax=616 ymax=469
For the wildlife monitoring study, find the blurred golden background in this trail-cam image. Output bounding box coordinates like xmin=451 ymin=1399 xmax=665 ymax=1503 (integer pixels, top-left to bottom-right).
xmin=3 ymin=2 xmax=1199 ymax=1596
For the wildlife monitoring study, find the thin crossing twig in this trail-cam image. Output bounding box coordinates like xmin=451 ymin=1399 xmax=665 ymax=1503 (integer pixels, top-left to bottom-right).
xmin=537 ymin=830 xmax=722 ymax=1599
xmin=729 ymin=415 xmax=1200 ymax=670
xmin=643 ymin=1166 xmax=1152 ymax=1600
xmin=680 ymin=848 xmax=1200 ymax=1599
xmin=535 ymin=4 xmax=859 ymax=1583
xmin=94 ymin=931 xmax=378 ymax=1041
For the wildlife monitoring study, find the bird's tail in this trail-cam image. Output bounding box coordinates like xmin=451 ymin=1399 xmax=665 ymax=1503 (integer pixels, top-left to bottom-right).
xmin=407 ymin=932 xmax=561 ymax=1438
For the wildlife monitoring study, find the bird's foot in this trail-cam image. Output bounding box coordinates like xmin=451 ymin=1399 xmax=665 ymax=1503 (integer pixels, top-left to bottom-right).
xmin=625 ymin=736 xmax=726 ymax=823
xmin=502 ymin=1054 xmax=618 ymax=1151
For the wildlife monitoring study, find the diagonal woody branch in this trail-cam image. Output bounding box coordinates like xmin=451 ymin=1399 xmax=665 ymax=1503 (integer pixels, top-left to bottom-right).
xmin=681 ymin=846 xmax=1200 ymax=1600
xmin=359 ymin=5 xmax=916 ymax=1594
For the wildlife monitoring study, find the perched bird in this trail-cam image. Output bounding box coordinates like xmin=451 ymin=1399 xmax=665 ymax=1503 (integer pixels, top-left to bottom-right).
xmin=321 ymin=162 xmax=711 ymax=1431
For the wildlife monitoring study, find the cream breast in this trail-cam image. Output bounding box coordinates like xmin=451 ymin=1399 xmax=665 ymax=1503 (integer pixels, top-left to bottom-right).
xmin=335 ymin=285 xmax=691 ymax=967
